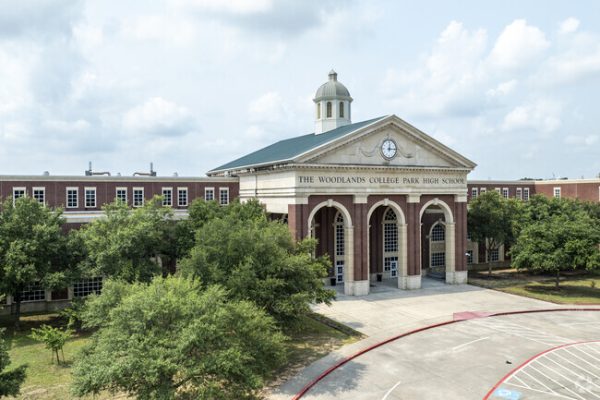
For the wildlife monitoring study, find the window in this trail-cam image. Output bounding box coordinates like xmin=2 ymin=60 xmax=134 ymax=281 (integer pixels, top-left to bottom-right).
xmin=553 ymin=187 xmax=561 ymax=199
xmin=471 ymin=187 xmax=478 ymax=199
xmin=116 ymin=187 xmax=127 ymax=204
xmin=12 ymin=187 xmax=25 ymax=205
xmin=73 ymin=277 xmax=103 ymax=298
xmin=431 ymin=252 xmax=445 ymax=267
xmin=66 ymin=187 xmax=78 ymax=208
xmin=480 ymin=188 xmax=487 ymax=193
xmin=523 ymin=188 xmax=530 ymax=202
xmin=326 ymin=101 xmax=332 ymax=118
xmin=205 ymin=187 xmax=214 ymax=201
xmin=219 ymin=188 xmax=229 ymax=205
xmin=162 ymin=187 xmax=173 ymax=206
xmin=316 ymin=102 xmax=321 ymax=119
xmin=133 ymin=188 xmax=144 ymax=207
xmin=431 ymin=223 xmax=445 ymax=242
xmin=21 ymin=282 xmax=45 ymax=302
xmin=494 ymin=187 xmax=501 ymax=194
xmin=335 ymin=213 xmax=344 ymax=256
xmin=467 ymin=231 xmax=472 ymax=241
xmin=177 ymin=187 xmax=188 ymax=207
xmin=85 ymin=187 xmax=96 ymax=208
xmin=339 ymin=102 xmax=344 ymax=118
xmin=336 ymin=260 xmax=344 ymax=283
xmin=383 ymin=208 xmax=398 ymax=253
xmin=489 ymin=248 xmax=499 ymax=262
xmin=33 ymin=187 xmax=45 ymax=205
xmin=384 ymin=257 xmax=398 ymax=277
xmin=516 ymin=188 xmax=522 ymax=200
xmin=502 ymin=188 xmax=509 ymax=199
xmin=466 ymin=250 xmax=473 ymax=264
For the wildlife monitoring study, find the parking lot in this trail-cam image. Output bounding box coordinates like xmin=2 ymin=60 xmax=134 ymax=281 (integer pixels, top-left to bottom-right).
xmin=295 ymin=310 xmax=600 ymax=400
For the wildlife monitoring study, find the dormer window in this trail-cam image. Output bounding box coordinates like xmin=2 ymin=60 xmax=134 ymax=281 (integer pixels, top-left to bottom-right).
xmin=339 ymin=102 xmax=344 ymax=118
xmin=326 ymin=102 xmax=332 ymax=118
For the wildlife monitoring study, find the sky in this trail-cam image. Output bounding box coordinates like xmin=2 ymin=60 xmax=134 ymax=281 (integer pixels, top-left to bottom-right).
xmin=1 ymin=0 xmax=599 ymax=180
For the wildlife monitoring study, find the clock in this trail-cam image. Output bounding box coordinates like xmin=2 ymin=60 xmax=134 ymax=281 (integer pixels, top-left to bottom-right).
xmin=381 ymin=139 xmax=397 ymax=160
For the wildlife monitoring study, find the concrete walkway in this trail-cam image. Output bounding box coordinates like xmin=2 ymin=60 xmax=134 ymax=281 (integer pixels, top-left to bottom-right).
xmin=269 ymin=278 xmax=580 ymax=400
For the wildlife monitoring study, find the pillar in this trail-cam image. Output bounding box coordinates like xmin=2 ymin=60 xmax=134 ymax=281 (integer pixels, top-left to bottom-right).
xmin=405 ymin=194 xmax=421 ymax=289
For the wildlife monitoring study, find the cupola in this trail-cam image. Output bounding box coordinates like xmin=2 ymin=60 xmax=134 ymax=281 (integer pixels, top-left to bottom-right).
xmin=313 ymin=70 xmax=353 ymax=134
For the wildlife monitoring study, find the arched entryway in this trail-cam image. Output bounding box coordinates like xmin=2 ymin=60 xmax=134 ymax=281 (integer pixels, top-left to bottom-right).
xmin=419 ymin=199 xmax=455 ymax=283
xmin=307 ymin=201 xmax=355 ymax=295
xmin=367 ymin=200 xmax=408 ymax=289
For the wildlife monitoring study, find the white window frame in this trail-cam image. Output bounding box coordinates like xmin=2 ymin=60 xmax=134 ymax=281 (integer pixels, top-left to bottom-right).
xmin=177 ymin=187 xmax=188 ymax=207
xmin=480 ymin=187 xmax=487 ymax=193
xmin=115 ymin=187 xmax=127 ymax=204
xmin=219 ymin=187 xmax=229 ymax=205
xmin=32 ymin=187 xmax=45 ymax=205
xmin=133 ymin=187 xmax=144 ymax=207
xmin=489 ymin=248 xmax=499 ymax=262
xmin=553 ymin=187 xmax=561 ymax=199
xmin=494 ymin=187 xmax=501 ymax=194
xmin=162 ymin=187 xmax=173 ymax=207
xmin=516 ymin=188 xmax=522 ymax=200
xmin=523 ymin=187 xmax=530 ymax=202
xmin=430 ymin=223 xmax=445 ymax=242
xmin=471 ymin=187 xmax=478 ymax=199
xmin=12 ymin=187 xmax=26 ymax=205
xmin=66 ymin=187 xmax=78 ymax=208
xmin=73 ymin=277 xmax=103 ymax=298
xmin=466 ymin=250 xmax=473 ymax=264
xmin=431 ymin=252 xmax=445 ymax=267
xmin=85 ymin=187 xmax=97 ymax=208
xmin=205 ymin=187 xmax=215 ymax=201
xmin=502 ymin=187 xmax=509 ymax=199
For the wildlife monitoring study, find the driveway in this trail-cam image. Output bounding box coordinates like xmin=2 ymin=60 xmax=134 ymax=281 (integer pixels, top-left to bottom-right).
xmin=270 ymin=278 xmax=595 ymax=400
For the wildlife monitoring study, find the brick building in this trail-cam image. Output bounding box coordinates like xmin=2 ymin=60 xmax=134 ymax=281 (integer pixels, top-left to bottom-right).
xmin=1 ymin=71 xmax=599 ymax=312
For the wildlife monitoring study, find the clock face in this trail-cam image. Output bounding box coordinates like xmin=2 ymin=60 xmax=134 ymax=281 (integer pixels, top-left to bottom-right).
xmin=381 ymin=139 xmax=397 ymax=160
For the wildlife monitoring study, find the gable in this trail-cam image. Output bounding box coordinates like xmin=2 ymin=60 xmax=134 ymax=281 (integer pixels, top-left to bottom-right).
xmin=299 ymin=116 xmax=476 ymax=169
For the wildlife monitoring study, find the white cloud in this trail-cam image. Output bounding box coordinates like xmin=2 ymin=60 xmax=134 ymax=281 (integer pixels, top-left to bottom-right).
xmin=123 ymin=97 xmax=196 ymax=137
xmin=488 ymin=19 xmax=550 ymax=70
xmin=171 ymin=0 xmax=273 ymax=14
xmin=559 ymin=17 xmax=580 ymax=34
xmin=564 ymin=134 xmax=598 ymax=146
xmin=502 ymin=100 xmax=562 ymax=134
xmin=486 ymin=79 xmax=517 ymax=97
xmin=248 ymin=91 xmax=287 ymax=123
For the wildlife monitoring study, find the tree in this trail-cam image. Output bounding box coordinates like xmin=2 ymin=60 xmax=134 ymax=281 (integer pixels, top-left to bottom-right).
xmin=30 ymin=325 xmax=73 ymax=365
xmin=179 ymin=201 xmax=335 ymax=324
xmin=0 ymin=328 xmax=27 ymax=397
xmin=0 ymin=197 xmax=74 ymax=328
xmin=77 ymin=197 xmax=175 ymax=282
xmin=71 ymin=277 xmax=286 ymax=400
xmin=467 ymin=191 xmax=522 ymax=276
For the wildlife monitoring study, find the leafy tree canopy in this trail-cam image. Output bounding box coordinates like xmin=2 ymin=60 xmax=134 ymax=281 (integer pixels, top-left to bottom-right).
xmin=71 ymin=277 xmax=286 ymax=400
xmin=77 ymin=197 xmax=174 ymax=282
xmin=0 ymin=328 xmax=27 ymax=397
xmin=0 ymin=197 xmax=76 ymax=326
xmin=179 ymin=201 xmax=335 ymax=324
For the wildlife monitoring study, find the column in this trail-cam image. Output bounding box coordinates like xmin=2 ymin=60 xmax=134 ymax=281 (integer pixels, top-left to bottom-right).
xmin=405 ymin=194 xmax=421 ymax=289
xmin=346 ymin=195 xmax=368 ymax=296
xmin=451 ymin=195 xmax=468 ymax=284
xmin=397 ymin=222 xmax=409 ymax=289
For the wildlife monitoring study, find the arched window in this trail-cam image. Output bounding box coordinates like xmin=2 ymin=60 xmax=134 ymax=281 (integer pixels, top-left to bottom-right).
xmin=326 ymin=102 xmax=332 ymax=118
xmin=339 ymin=102 xmax=344 ymax=118
xmin=431 ymin=223 xmax=445 ymax=242
xmin=383 ymin=208 xmax=398 ymax=253
xmin=317 ymin=102 xmax=321 ymax=119
xmin=335 ymin=212 xmax=344 ymax=256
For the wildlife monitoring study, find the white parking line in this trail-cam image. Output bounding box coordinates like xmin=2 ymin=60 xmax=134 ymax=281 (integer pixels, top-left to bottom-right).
xmin=381 ymin=380 xmax=402 ymax=400
xmin=452 ymin=336 xmax=489 ymax=351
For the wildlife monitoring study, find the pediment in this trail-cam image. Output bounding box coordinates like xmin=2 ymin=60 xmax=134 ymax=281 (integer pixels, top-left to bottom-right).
xmin=297 ymin=115 xmax=475 ymax=170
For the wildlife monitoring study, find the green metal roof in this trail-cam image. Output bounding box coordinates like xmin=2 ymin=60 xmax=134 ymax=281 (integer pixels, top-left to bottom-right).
xmin=209 ymin=116 xmax=387 ymax=173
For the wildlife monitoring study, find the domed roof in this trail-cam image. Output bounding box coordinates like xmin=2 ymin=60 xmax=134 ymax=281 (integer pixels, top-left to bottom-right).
xmin=314 ymin=70 xmax=352 ymax=101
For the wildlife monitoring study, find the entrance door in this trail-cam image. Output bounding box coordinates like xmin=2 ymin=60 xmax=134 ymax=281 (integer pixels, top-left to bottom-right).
xmin=428 ymin=222 xmax=446 ymax=279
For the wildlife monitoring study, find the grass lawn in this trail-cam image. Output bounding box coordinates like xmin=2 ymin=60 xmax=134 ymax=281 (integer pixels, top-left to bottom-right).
xmin=2 ymin=312 xmax=361 ymax=399
xmin=469 ymin=268 xmax=600 ymax=304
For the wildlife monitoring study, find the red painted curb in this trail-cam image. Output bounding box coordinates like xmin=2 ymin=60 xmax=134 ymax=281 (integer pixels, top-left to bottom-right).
xmin=291 ymin=307 xmax=600 ymax=400
xmin=482 ymin=339 xmax=600 ymax=400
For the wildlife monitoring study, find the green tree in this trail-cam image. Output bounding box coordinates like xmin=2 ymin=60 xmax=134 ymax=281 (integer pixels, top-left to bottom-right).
xmin=512 ymin=206 xmax=600 ymax=288
xmin=179 ymin=201 xmax=335 ymax=324
xmin=78 ymin=197 xmax=175 ymax=282
xmin=0 ymin=328 xmax=26 ymax=397
xmin=0 ymin=197 xmax=74 ymax=328
xmin=29 ymin=325 xmax=73 ymax=365
xmin=467 ymin=191 xmax=522 ymax=276
xmin=71 ymin=277 xmax=286 ymax=400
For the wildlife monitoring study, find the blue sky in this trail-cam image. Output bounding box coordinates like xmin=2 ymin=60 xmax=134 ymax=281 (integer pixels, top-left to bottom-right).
xmin=1 ymin=0 xmax=599 ymax=179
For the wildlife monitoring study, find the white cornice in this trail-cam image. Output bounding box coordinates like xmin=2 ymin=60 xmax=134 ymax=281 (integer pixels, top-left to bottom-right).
xmin=0 ymin=175 xmax=238 ymax=183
